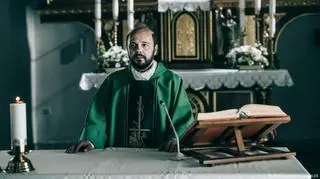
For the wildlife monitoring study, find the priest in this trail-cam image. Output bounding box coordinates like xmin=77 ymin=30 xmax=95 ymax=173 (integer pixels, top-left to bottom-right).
xmin=66 ymin=24 xmax=194 ymax=153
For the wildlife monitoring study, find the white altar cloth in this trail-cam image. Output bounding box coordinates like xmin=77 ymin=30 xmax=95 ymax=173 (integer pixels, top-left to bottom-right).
xmin=79 ymin=69 xmax=294 ymax=91
xmin=158 ymin=0 xmax=211 ymax=12
xmin=0 ymin=148 xmax=310 ymax=179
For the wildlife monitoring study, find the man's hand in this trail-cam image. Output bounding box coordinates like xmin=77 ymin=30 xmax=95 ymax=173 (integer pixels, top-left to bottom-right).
xmin=65 ymin=140 xmax=95 ymax=153
xmin=158 ymin=139 xmax=177 ymax=152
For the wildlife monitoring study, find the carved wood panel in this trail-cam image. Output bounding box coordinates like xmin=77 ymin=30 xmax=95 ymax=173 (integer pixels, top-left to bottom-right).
xmin=161 ymin=11 xmax=212 ymax=67
xmin=175 ymin=13 xmax=197 ymax=58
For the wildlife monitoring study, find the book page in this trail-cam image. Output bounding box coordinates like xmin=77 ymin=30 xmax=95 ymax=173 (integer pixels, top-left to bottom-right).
xmin=197 ymin=109 xmax=238 ymax=120
xmin=239 ymin=104 xmax=287 ymax=118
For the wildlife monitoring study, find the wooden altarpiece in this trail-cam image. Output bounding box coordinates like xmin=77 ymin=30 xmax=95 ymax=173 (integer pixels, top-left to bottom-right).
xmin=180 ymin=116 xmax=296 ymax=165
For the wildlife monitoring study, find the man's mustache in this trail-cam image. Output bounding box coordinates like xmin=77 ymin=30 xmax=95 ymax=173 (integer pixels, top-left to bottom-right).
xmin=133 ymin=54 xmax=146 ymax=59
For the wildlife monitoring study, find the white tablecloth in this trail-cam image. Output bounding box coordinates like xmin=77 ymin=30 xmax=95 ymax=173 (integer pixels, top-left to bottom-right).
xmin=158 ymin=0 xmax=211 ymax=12
xmin=79 ymin=69 xmax=294 ymax=91
xmin=0 ymin=148 xmax=310 ymax=179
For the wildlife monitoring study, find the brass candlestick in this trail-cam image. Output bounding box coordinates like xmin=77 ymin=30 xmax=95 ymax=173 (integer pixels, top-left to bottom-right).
xmin=6 ymin=140 xmax=35 ymax=173
xmin=255 ymin=14 xmax=261 ymax=44
xmin=113 ymin=19 xmax=118 ymax=46
xmin=239 ymin=31 xmax=246 ymax=46
xmin=268 ymin=36 xmax=276 ymax=69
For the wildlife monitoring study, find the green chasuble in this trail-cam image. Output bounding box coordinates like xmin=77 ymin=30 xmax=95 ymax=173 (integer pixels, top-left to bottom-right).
xmin=80 ymin=63 xmax=194 ymax=149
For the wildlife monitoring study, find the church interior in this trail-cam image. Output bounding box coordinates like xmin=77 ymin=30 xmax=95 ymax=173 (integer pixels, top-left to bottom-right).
xmin=0 ymin=0 xmax=320 ymax=175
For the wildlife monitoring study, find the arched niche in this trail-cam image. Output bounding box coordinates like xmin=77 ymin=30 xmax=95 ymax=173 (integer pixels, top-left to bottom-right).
xmin=171 ymin=12 xmax=199 ymax=61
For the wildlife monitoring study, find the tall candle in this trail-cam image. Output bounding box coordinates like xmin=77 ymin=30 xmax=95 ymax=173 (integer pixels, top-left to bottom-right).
xmin=127 ymin=0 xmax=134 ymax=31
xmin=10 ymin=97 xmax=27 ymax=144
xmin=269 ymin=16 xmax=276 ymax=37
xmin=112 ymin=0 xmax=119 ymax=20
xmin=239 ymin=0 xmax=245 ymax=9
xmin=95 ymin=0 xmax=101 ymax=19
xmin=269 ymin=0 xmax=276 ymax=15
xmin=255 ymin=0 xmax=261 ymax=15
xmin=239 ymin=0 xmax=246 ymax=33
xmin=95 ymin=20 xmax=102 ymax=39
xmin=95 ymin=0 xmax=102 ymax=39
xmin=269 ymin=0 xmax=276 ymax=37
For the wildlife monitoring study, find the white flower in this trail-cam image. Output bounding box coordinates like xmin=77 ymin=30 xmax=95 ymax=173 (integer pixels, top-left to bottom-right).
xmin=115 ymin=62 xmax=121 ymax=68
xmin=226 ymin=43 xmax=269 ymax=68
xmin=91 ymin=42 xmax=130 ymax=72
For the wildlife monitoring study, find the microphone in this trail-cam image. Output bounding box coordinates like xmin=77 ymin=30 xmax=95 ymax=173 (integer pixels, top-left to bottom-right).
xmin=159 ymin=100 xmax=187 ymax=161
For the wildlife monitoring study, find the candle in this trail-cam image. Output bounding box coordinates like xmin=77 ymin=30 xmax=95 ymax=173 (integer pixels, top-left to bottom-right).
xmin=269 ymin=16 xmax=276 ymax=37
xmin=269 ymin=0 xmax=276 ymax=37
xmin=10 ymin=97 xmax=27 ymax=144
xmin=269 ymin=0 xmax=276 ymax=15
xmin=127 ymin=0 xmax=134 ymax=31
xmin=95 ymin=20 xmax=102 ymax=39
xmin=239 ymin=11 xmax=246 ymax=33
xmin=255 ymin=0 xmax=261 ymax=15
xmin=95 ymin=0 xmax=101 ymax=39
xmin=239 ymin=0 xmax=245 ymax=9
xmin=239 ymin=0 xmax=246 ymax=33
xmin=95 ymin=0 xmax=101 ymax=19
xmin=112 ymin=0 xmax=119 ymax=20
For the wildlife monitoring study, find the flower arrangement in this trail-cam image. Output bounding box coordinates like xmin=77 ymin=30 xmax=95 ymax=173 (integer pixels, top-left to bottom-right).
xmin=226 ymin=43 xmax=269 ymax=69
xmin=91 ymin=41 xmax=129 ymax=73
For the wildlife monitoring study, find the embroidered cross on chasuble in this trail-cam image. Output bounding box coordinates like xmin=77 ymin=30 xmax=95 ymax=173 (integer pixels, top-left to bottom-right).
xmin=128 ymin=81 xmax=156 ymax=148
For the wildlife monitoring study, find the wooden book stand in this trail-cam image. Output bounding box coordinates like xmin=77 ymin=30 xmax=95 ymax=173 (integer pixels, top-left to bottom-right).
xmin=180 ymin=116 xmax=296 ymax=166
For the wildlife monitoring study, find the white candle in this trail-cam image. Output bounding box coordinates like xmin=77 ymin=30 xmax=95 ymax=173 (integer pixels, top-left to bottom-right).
xmin=128 ymin=14 xmax=134 ymax=31
xmin=239 ymin=11 xmax=246 ymax=33
xmin=95 ymin=0 xmax=101 ymax=19
xmin=95 ymin=0 xmax=101 ymax=39
xmin=269 ymin=16 xmax=276 ymax=37
xmin=269 ymin=0 xmax=276 ymax=37
xmin=239 ymin=0 xmax=245 ymax=9
xmin=112 ymin=0 xmax=119 ymax=20
xmin=269 ymin=0 xmax=276 ymax=14
xmin=10 ymin=97 xmax=27 ymax=144
xmin=95 ymin=20 xmax=102 ymax=39
xmin=127 ymin=0 xmax=134 ymax=31
xmin=255 ymin=0 xmax=261 ymax=15
xmin=239 ymin=0 xmax=246 ymax=33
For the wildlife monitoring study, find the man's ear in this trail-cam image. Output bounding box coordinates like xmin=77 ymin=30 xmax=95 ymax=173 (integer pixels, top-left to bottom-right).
xmin=154 ymin=44 xmax=158 ymax=56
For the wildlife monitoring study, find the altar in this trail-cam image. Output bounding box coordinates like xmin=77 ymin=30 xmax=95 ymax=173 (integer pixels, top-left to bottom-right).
xmin=79 ymin=69 xmax=294 ymax=113
xmin=0 ymin=148 xmax=311 ymax=179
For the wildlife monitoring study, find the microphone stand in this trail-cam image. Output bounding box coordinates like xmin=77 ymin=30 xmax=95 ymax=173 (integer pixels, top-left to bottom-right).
xmin=160 ymin=101 xmax=187 ymax=161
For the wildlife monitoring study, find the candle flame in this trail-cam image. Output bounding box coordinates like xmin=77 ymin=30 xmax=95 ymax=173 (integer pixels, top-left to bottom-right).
xmin=15 ymin=96 xmax=22 ymax=103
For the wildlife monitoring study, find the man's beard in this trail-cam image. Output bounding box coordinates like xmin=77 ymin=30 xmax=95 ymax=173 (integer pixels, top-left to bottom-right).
xmin=130 ymin=54 xmax=154 ymax=71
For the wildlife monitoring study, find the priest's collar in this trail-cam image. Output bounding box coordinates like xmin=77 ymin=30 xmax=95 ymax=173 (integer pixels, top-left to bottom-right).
xmin=131 ymin=61 xmax=158 ymax=81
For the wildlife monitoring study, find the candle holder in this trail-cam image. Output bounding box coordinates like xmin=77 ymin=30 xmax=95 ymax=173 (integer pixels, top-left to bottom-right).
xmin=239 ymin=30 xmax=246 ymax=46
xmin=268 ymin=36 xmax=276 ymax=69
xmin=255 ymin=13 xmax=261 ymax=44
xmin=113 ymin=19 xmax=119 ymax=46
xmin=5 ymin=140 xmax=35 ymax=173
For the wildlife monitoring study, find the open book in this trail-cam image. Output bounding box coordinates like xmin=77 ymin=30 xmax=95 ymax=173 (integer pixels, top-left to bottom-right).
xmin=197 ymin=104 xmax=288 ymax=120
